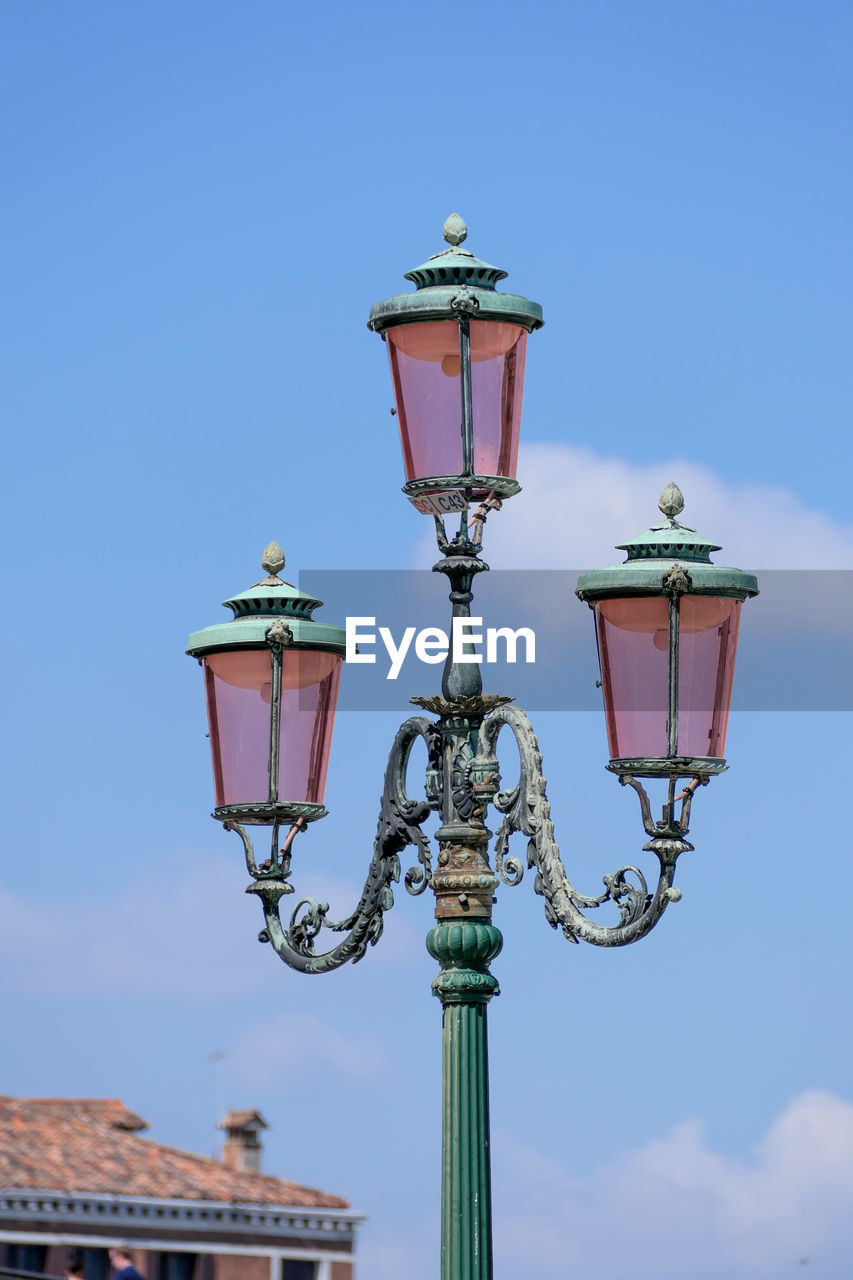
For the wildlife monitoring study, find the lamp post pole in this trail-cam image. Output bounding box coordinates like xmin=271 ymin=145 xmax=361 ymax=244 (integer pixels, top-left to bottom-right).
xmin=187 ymin=217 xmax=758 ymax=1280
xmin=425 ymin=553 xmax=502 ymax=1280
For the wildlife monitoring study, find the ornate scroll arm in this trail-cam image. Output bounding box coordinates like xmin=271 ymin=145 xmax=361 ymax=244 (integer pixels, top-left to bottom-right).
xmin=231 ymin=716 xmax=440 ymax=974
xmin=475 ymin=706 xmax=689 ymax=948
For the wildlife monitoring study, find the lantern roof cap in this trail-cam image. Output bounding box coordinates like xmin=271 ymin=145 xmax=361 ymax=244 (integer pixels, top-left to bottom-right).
xmin=402 ymin=213 xmax=509 ymax=292
xmin=221 ymin=542 xmax=324 ymax=619
xmin=368 ymin=213 xmax=544 ymax=334
xmin=576 ymin=485 xmax=759 ymax=603
xmin=186 ymin=542 xmax=347 ymax=658
xmin=615 ymin=483 xmax=722 ymax=563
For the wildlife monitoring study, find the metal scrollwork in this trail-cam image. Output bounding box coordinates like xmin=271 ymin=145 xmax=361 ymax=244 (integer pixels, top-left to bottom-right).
xmin=229 ymin=717 xmax=440 ymax=973
xmin=571 ymin=865 xmax=651 ymax=927
xmin=475 ymin=706 xmax=694 ymax=947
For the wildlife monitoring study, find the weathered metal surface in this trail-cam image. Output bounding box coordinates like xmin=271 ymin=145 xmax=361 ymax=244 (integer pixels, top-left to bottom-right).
xmin=473 ymin=704 xmax=695 ymax=946
xmin=605 ymin=755 xmax=727 ymax=778
xmin=425 ymin=694 xmax=502 ymax=1280
xmin=261 ymin=539 xmax=286 ymax=577
xmin=367 ymin=214 xmax=543 ymax=335
xmin=187 ymin=545 xmax=347 ymax=657
xmin=428 ymin=920 xmax=500 ymax=1280
xmin=576 ymin=486 xmax=759 ymax=603
xmin=214 ymin=800 xmax=327 ymax=825
xmin=229 ymin=716 xmax=441 ymax=974
xmin=402 ymin=475 xmax=521 ymax=499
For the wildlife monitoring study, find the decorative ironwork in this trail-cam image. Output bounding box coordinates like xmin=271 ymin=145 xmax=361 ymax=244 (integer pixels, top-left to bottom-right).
xmin=223 ymin=496 xmax=717 ymax=962
xmin=658 ymin=481 xmax=685 ymax=521
xmin=265 ymin=618 xmax=294 ymax=647
xmin=229 ymin=717 xmax=440 ymax=973
xmin=216 ymin=800 xmax=327 ymax=824
xmin=193 ymin=219 xmax=756 ymax=1280
xmin=261 ymin=540 xmax=286 ymax=577
xmin=450 ymin=290 xmax=480 ymax=317
xmin=474 ymin=705 xmax=694 ymax=947
xmin=442 ymin=212 xmax=468 ymax=247
xmin=662 ymin=563 xmax=692 ymax=595
xmin=401 ymin=475 xmax=521 ymax=499
xmin=226 ymin=695 xmax=706 ymax=958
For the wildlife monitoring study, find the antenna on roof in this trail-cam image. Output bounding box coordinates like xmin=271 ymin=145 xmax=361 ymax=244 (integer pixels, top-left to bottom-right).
xmin=208 ymin=1050 xmax=226 ymax=1160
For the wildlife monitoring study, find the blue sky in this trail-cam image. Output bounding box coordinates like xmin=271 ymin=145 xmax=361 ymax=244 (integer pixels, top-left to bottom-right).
xmin=2 ymin=2 xmax=853 ymax=1277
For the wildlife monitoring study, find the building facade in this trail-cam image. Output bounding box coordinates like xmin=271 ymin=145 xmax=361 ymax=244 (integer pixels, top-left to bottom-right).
xmin=0 ymin=1099 xmax=361 ymax=1280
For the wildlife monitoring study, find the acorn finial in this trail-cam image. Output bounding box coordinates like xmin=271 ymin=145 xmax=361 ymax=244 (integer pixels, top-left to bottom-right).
xmin=261 ymin=541 xmax=285 ymax=577
xmin=443 ymin=212 xmax=467 ymax=247
xmin=658 ymin=482 xmax=685 ymax=522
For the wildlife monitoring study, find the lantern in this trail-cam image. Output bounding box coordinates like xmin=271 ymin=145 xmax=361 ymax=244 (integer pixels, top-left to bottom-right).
xmin=576 ymin=484 xmax=758 ymax=777
xmin=368 ymin=213 xmax=543 ymax=500
xmin=186 ymin=543 xmax=346 ymax=826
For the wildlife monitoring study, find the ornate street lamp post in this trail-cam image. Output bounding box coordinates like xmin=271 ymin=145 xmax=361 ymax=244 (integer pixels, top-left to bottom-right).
xmin=187 ymin=217 xmax=757 ymax=1280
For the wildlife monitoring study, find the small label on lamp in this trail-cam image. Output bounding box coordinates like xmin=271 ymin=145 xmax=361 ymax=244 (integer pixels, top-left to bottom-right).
xmin=407 ymin=491 xmax=469 ymax=517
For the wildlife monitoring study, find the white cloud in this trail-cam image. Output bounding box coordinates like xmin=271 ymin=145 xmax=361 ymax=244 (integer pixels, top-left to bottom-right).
xmin=0 ymin=855 xmax=255 ymax=1000
xmin=226 ymin=1008 xmax=394 ymax=1091
xmin=418 ymin=444 xmax=853 ymax=569
xmin=0 ymin=855 xmax=420 ymax=1000
xmin=492 ymin=1090 xmax=853 ymax=1279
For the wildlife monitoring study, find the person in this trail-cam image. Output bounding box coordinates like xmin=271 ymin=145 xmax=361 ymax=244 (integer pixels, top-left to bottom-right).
xmin=64 ymin=1265 xmax=85 ymax=1280
xmin=108 ymin=1247 xmax=146 ymax=1279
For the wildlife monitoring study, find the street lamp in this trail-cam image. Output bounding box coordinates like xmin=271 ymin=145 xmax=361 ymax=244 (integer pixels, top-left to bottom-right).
xmin=186 ymin=544 xmax=346 ymax=855
xmin=187 ymin=216 xmax=757 ymax=1280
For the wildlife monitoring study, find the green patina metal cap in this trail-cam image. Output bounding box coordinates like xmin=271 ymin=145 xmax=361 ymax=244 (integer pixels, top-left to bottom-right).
xmin=367 ymin=213 xmax=544 ymax=334
xmin=187 ymin=542 xmax=347 ymax=657
xmin=576 ymin=483 xmax=759 ymax=602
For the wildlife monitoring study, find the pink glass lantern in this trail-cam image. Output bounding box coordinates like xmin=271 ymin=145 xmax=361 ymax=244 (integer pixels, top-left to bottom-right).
xmin=576 ymin=484 xmax=758 ymax=777
xmin=368 ymin=214 xmax=543 ymax=499
xmin=595 ymin=595 xmax=742 ymax=761
xmin=187 ymin=543 xmax=346 ymax=825
xmin=203 ymin=648 xmax=341 ymax=809
xmin=386 ymin=320 xmax=528 ymax=488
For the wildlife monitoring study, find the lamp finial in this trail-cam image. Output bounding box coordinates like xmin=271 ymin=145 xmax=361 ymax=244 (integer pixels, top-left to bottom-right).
xmin=443 ymin=212 xmax=467 ymax=247
xmin=261 ymin=541 xmax=286 ymax=577
xmin=658 ymin=482 xmax=684 ymax=523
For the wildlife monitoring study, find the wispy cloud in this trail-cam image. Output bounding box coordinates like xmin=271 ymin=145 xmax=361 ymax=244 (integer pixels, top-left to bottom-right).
xmin=492 ymin=1090 xmax=853 ymax=1279
xmin=419 ymin=444 xmax=853 ymax=569
xmin=0 ymin=855 xmax=420 ymax=1001
xmin=227 ymin=1009 xmax=395 ymax=1091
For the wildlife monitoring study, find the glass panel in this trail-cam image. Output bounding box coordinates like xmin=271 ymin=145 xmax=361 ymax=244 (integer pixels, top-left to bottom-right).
xmin=596 ymin=596 xmax=742 ymax=760
xmin=69 ymin=1249 xmax=109 ymax=1280
xmin=281 ymin=1262 xmax=317 ymax=1280
xmin=204 ymin=648 xmax=342 ymax=806
xmin=597 ymin=597 xmax=669 ymax=759
xmin=159 ymin=1253 xmax=197 ymax=1280
xmin=678 ymin=597 xmax=741 ymax=757
xmin=7 ymin=1244 xmax=47 ymax=1271
xmin=386 ymin=320 xmax=527 ymax=485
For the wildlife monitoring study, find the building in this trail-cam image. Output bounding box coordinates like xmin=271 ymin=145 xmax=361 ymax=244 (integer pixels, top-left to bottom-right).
xmin=0 ymin=1098 xmax=361 ymax=1280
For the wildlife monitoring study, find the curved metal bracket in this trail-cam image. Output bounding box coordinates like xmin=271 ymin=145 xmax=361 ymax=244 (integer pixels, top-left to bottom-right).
xmin=475 ymin=706 xmax=694 ymax=947
xmin=228 ymin=716 xmax=441 ymax=973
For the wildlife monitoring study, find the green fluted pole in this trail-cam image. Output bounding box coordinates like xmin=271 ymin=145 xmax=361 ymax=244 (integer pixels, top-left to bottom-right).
xmin=428 ymin=919 xmax=503 ymax=1280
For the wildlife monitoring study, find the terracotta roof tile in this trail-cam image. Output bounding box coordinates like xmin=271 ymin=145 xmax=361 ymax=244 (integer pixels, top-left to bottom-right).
xmin=23 ymin=1099 xmax=149 ymax=1131
xmin=0 ymin=1099 xmax=347 ymax=1210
